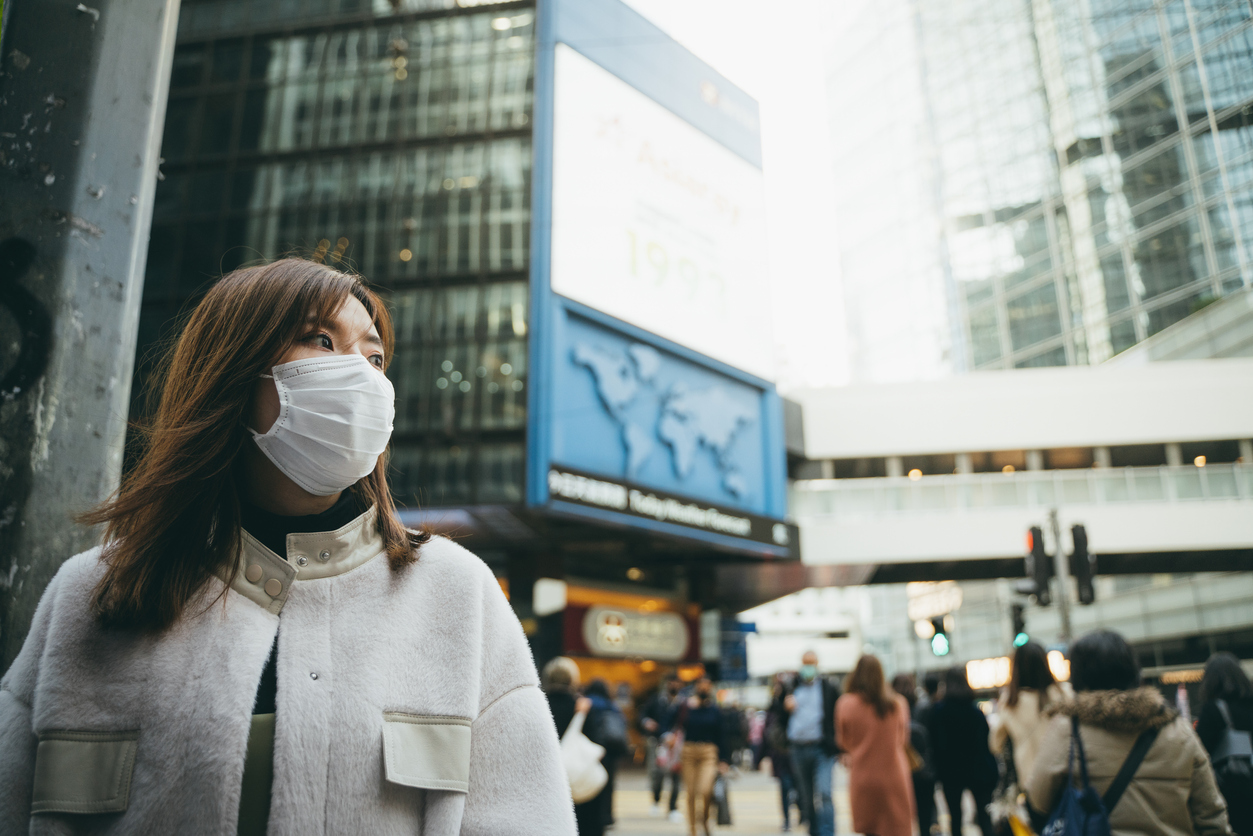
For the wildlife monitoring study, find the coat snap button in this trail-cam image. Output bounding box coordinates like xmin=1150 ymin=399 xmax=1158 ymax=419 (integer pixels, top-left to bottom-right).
xmin=318 ymin=550 xmax=331 ymax=562
xmin=264 ymin=578 xmax=283 ymax=597
xmin=310 ymin=672 xmax=319 ymax=680
xmin=296 ymin=556 xmax=308 ymax=566
xmin=245 ymin=564 xmax=263 ymax=584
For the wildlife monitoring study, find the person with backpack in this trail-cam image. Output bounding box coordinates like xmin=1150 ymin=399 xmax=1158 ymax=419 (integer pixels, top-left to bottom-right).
xmin=1196 ymin=652 xmax=1253 ymax=835
xmin=583 ymin=678 xmax=629 ymax=834
xmin=1026 ymin=630 xmax=1234 ymax=836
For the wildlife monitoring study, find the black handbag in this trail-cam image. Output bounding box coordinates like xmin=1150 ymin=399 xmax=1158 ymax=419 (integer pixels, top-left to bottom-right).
xmin=713 ymin=774 xmax=732 ymax=826
xmin=1212 ymin=700 xmax=1253 ymax=793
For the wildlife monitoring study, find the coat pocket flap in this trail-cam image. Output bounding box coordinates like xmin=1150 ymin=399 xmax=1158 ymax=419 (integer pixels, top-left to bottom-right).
xmin=32 ymin=730 xmax=139 ymax=815
xmin=382 ymin=713 xmax=472 ymax=793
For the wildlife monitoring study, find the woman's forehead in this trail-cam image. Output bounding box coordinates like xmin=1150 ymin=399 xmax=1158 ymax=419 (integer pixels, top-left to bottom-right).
xmin=310 ymin=295 xmax=380 ymax=338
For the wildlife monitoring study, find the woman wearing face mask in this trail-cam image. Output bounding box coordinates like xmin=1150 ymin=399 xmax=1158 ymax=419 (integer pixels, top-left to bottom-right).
xmin=671 ymin=677 xmax=730 ymax=836
xmin=0 ymin=260 xmax=576 ymax=835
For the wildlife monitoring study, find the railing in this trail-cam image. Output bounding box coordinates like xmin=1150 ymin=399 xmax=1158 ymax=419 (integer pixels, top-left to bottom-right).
xmin=790 ymin=464 xmax=1253 ymax=519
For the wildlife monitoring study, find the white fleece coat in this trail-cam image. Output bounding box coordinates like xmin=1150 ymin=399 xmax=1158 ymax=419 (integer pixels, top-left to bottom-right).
xmin=0 ymin=509 xmax=577 ymax=835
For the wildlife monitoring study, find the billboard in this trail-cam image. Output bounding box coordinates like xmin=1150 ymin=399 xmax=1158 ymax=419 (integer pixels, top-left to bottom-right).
xmin=528 ymin=0 xmax=790 ymax=558
xmin=551 ymin=44 xmax=773 ymax=381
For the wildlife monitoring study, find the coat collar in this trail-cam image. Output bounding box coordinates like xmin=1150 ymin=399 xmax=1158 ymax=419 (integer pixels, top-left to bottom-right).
xmin=228 ymin=504 xmax=384 ymax=614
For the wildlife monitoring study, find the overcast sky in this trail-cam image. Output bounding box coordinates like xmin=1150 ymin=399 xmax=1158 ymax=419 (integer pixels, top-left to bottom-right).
xmin=622 ymin=0 xmax=857 ymax=390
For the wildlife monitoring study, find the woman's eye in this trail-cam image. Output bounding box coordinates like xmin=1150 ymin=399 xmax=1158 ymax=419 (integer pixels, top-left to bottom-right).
xmin=304 ymin=332 xmax=332 ymax=350
xmin=370 ymin=355 xmax=385 ymax=368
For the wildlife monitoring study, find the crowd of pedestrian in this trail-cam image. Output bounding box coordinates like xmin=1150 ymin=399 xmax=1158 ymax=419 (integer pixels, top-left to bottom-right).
xmin=543 ymin=630 xmax=1251 ymax=836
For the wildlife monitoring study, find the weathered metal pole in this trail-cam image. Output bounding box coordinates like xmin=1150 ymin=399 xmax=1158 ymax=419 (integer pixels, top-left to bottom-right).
xmin=0 ymin=0 xmax=179 ymax=671
xmin=1049 ymin=507 xmax=1074 ymax=643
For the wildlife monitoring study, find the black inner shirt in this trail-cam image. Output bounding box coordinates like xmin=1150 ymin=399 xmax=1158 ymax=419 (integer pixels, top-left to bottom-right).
xmin=241 ymin=491 xmax=364 ymax=714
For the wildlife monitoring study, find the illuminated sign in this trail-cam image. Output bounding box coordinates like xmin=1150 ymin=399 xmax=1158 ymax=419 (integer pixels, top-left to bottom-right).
xmin=550 ymin=44 xmax=772 ymax=380
xmin=579 ymin=605 xmax=692 ymax=662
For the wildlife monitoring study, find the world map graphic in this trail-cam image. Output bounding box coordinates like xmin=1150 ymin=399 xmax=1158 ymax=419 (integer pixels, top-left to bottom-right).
xmin=572 ymin=341 xmax=755 ymax=499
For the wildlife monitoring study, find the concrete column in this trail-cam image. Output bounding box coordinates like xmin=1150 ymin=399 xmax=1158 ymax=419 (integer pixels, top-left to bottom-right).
xmin=1026 ymin=450 xmax=1045 ymax=471
xmin=955 ymin=452 xmax=973 ymax=474
xmin=1166 ymin=443 xmax=1183 ymax=467
xmin=1094 ymin=446 xmax=1112 ymax=468
xmin=819 ymin=459 xmax=835 ymax=479
xmin=1239 ymin=439 xmax=1252 ymax=464
xmin=0 ymin=0 xmax=179 ymax=671
xmin=886 ymin=456 xmax=904 ymax=478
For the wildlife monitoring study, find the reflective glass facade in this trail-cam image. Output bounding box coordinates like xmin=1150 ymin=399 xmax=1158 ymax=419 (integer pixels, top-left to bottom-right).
xmin=138 ymin=0 xmax=535 ymax=506
xmin=829 ymin=0 xmax=1253 ymax=379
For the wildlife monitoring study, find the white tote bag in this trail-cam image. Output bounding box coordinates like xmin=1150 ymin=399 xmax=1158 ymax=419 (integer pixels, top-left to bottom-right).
xmin=561 ymin=710 xmax=608 ymax=804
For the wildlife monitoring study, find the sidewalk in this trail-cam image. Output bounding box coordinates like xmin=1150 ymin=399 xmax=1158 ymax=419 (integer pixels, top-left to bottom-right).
xmin=606 ymin=766 xmax=979 ymax=836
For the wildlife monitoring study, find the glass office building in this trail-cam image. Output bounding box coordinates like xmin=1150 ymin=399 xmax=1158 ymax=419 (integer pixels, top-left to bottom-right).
xmin=139 ymin=0 xmax=536 ymax=507
xmin=829 ymin=0 xmax=1253 ymax=380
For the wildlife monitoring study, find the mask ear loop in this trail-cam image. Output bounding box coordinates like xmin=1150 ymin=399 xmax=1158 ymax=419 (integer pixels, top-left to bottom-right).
xmin=245 ymin=372 xmax=278 ymax=434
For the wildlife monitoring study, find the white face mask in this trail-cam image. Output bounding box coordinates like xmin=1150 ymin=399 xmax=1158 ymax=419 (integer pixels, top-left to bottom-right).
xmin=250 ymin=354 xmax=395 ymax=496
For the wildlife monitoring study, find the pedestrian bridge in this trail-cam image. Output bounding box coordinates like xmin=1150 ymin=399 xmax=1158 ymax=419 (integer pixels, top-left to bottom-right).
xmin=792 ymin=464 xmax=1253 ymax=573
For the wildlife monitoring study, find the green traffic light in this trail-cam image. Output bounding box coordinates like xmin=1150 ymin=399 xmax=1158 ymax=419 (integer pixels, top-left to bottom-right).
xmin=1014 ymin=632 xmax=1029 ymax=647
xmin=931 ymin=632 xmax=950 ymax=656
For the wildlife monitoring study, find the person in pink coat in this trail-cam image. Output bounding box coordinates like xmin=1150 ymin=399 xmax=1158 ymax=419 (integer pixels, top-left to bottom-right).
xmin=836 ymin=655 xmax=915 ymax=836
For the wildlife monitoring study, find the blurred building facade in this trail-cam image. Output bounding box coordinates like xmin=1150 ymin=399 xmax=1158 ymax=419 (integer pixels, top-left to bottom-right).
xmin=137 ymin=0 xmax=797 ymax=693
xmin=144 ymin=0 xmax=536 ymax=507
xmin=829 ymin=0 xmax=1253 ymax=381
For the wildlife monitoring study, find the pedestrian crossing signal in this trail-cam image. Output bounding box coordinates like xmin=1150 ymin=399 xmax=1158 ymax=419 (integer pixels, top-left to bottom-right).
xmin=930 ymin=616 xmax=950 ymax=656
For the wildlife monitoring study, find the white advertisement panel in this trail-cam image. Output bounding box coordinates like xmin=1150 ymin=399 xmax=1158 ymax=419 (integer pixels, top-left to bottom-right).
xmin=551 ymin=44 xmax=774 ymax=380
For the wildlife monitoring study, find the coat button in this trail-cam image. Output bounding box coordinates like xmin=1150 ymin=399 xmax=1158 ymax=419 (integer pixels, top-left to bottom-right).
xmin=245 ymin=564 xmax=263 ymax=584
xmin=264 ymin=578 xmax=283 ymax=597
xmin=318 ymin=550 xmax=331 ymax=562
xmin=296 ymin=556 xmax=308 ymax=566
xmin=310 ymin=672 xmax=319 ymax=680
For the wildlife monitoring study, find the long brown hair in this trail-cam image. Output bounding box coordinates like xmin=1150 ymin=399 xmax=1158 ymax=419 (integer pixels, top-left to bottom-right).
xmin=84 ymin=259 xmax=428 ymax=630
xmin=845 ymin=654 xmax=898 ymax=718
xmin=1006 ymin=640 xmax=1057 ymax=708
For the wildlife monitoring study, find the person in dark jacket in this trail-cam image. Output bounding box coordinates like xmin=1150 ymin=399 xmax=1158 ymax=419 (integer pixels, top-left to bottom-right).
xmin=783 ymin=651 xmax=842 ymax=836
xmin=672 ymin=676 xmax=730 ymax=836
xmin=1196 ymin=652 xmax=1253 ymax=836
xmin=640 ymin=675 xmax=684 ymax=820
xmin=584 ymin=678 xmax=628 ymax=831
xmin=543 ymin=657 xmax=602 ymax=836
xmin=767 ymin=675 xmax=804 ymax=832
xmin=926 ymin=666 xmax=996 ymax=836
xmin=894 ymin=673 xmax=938 ymax=836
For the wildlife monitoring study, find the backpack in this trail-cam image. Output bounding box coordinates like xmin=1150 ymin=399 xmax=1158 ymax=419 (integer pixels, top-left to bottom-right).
xmin=1041 ymin=717 xmax=1160 ymax=836
xmin=589 ymin=704 xmax=629 ymax=755
xmin=1212 ymin=699 xmax=1253 ymax=795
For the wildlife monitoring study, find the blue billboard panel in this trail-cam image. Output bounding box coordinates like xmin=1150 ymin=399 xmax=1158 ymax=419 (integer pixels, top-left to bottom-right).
xmin=536 ymin=299 xmax=790 ymax=557
xmin=553 ymin=309 xmax=769 ymax=515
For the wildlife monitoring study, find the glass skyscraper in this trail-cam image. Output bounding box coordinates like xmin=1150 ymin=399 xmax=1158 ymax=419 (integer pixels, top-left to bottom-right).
xmin=138 ymin=0 xmax=536 ymax=508
xmin=829 ymin=0 xmax=1253 ymax=380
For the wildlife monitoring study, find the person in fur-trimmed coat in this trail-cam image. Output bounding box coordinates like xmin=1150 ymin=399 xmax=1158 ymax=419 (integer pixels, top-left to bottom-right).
xmin=1026 ymin=630 xmax=1232 ymax=836
xmin=0 ymin=260 xmax=577 ymax=835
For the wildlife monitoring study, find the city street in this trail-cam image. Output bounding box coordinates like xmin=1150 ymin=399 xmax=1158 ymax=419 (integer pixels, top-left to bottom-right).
xmin=608 ymin=765 xmax=975 ymax=836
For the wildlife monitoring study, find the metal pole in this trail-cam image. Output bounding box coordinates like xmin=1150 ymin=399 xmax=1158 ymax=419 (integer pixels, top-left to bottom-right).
xmin=1049 ymin=507 xmax=1073 ymax=643
xmin=0 ymin=0 xmax=180 ymax=671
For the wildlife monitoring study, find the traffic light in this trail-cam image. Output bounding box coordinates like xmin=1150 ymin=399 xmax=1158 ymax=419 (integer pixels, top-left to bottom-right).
xmin=1024 ymin=525 xmax=1052 ymax=606
xmin=1011 ymin=603 xmax=1028 ymax=647
xmin=930 ymin=616 xmax=950 ymax=656
xmin=1070 ymin=523 xmax=1095 ymax=605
